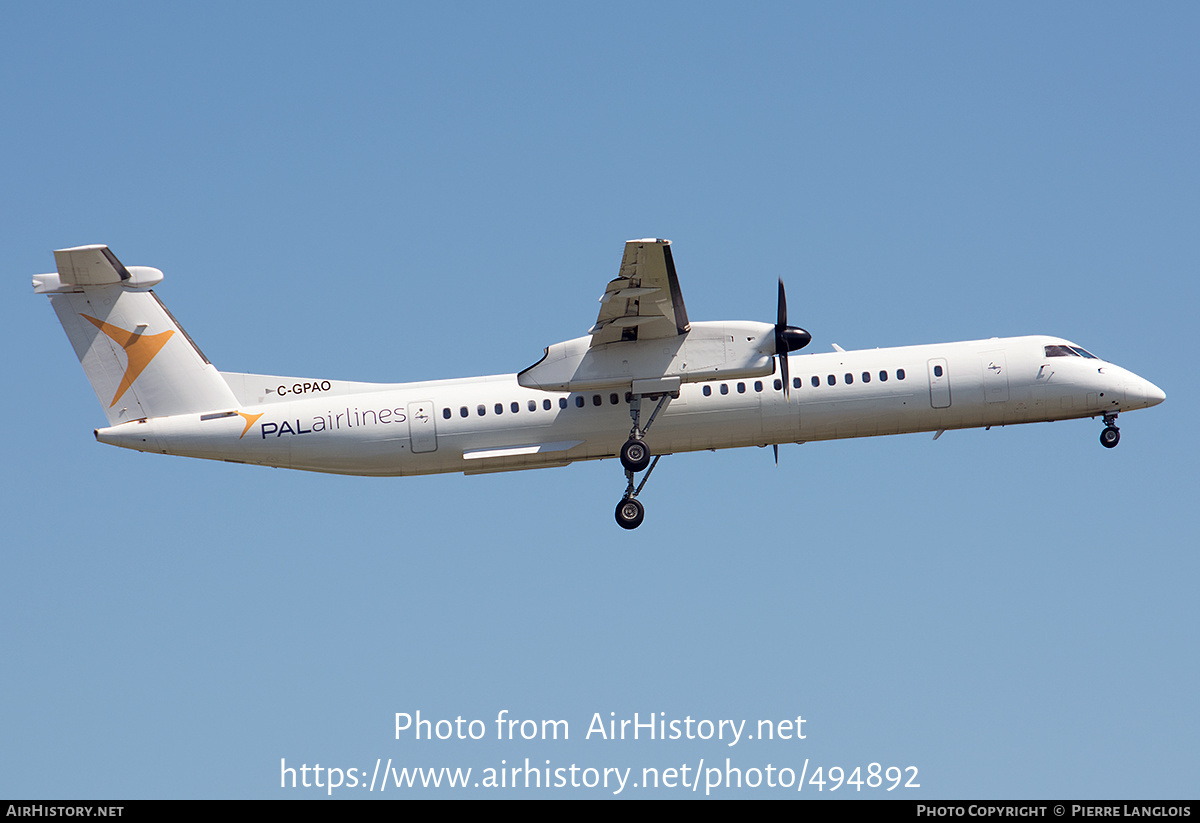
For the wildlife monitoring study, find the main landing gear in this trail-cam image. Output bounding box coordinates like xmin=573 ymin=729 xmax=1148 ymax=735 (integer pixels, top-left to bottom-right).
xmin=1100 ymin=412 xmax=1121 ymax=449
xmin=615 ymin=392 xmax=671 ymax=529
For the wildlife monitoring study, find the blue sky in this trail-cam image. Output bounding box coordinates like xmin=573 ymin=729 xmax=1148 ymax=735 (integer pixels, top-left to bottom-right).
xmin=3 ymin=2 xmax=1197 ymax=798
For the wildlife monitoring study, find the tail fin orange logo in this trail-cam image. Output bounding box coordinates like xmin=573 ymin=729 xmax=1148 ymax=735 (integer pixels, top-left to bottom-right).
xmin=80 ymin=314 xmax=174 ymax=407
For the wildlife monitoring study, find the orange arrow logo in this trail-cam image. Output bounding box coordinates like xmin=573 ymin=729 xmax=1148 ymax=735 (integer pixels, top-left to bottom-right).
xmin=81 ymin=314 xmax=174 ymax=407
xmin=236 ymin=412 xmax=263 ymax=439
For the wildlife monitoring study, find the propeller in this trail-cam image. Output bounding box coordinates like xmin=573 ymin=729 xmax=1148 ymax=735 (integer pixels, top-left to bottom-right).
xmin=775 ymin=279 xmax=812 ymax=399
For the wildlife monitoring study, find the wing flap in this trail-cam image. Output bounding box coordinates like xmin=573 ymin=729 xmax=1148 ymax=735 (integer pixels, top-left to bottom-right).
xmin=589 ymin=239 xmax=690 ymax=346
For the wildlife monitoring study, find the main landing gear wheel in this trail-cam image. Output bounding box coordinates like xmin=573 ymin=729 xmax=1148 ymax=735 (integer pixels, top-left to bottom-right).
xmin=614 ymin=392 xmax=668 ymax=529
xmin=620 ymin=438 xmax=652 ymax=473
xmin=615 ymin=497 xmax=645 ymax=530
xmin=1100 ymin=426 xmax=1121 ymax=448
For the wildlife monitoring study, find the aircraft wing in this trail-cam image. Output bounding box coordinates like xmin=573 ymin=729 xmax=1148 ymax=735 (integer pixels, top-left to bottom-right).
xmin=588 ymin=239 xmax=690 ymax=346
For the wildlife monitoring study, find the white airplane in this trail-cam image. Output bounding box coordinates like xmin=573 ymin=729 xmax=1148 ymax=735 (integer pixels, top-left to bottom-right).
xmin=35 ymin=239 xmax=1165 ymax=529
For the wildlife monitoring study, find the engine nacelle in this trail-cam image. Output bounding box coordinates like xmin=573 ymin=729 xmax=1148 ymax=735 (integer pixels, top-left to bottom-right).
xmin=518 ymin=320 xmax=777 ymax=392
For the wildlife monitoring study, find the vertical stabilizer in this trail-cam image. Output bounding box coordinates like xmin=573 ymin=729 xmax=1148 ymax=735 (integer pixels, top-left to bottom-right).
xmin=36 ymin=245 xmax=238 ymax=425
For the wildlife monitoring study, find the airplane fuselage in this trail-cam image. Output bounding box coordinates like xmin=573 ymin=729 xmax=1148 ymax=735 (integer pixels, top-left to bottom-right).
xmin=94 ymin=334 xmax=1164 ymax=476
xmin=39 ymin=240 xmax=1164 ymax=529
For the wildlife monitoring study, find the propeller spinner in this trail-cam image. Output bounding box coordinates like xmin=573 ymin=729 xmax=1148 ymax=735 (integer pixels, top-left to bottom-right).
xmin=775 ymin=279 xmax=811 ymax=398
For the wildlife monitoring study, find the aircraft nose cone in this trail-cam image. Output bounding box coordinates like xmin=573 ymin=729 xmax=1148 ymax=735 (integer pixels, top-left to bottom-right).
xmin=1144 ymin=380 xmax=1166 ymax=407
xmin=1127 ymin=377 xmax=1166 ymax=409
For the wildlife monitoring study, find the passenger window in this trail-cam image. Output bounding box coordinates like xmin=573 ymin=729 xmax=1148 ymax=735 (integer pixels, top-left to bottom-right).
xmin=544 ymin=399 xmax=552 ymax=410
xmin=460 ymin=406 xmax=469 ymax=418
xmin=528 ymin=400 xmax=536 ymax=412
xmin=477 ymin=405 xmax=486 ymax=416
xmin=511 ymin=402 xmax=520 ymax=413
xmin=897 ymin=369 xmax=906 ymax=380
xmin=559 ymin=397 xmax=567 ymax=409
xmin=845 ymin=373 xmax=853 ymax=384
xmin=720 ymin=384 xmax=729 ymax=395
xmin=737 ymin=382 xmax=746 ymax=393
xmin=754 ymin=381 xmax=763 ymax=392
xmin=575 ymin=396 xmax=584 ymax=408
xmin=610 ymin=393 xmax=619 ymax=405
xmin=879 ymin=371 xmax=888 ymax=382
xmin=862 ymin=372 xmax=870 ymax=383
xmin=442 ymin=408 xmax=451 ymax=419
xmin=592 ymin=394 xmax=602 ymax=406
xmin=792 ymin=377 xmax=801 ymax=390
xmin=703 ymin=385 xmax=712 ymax=396
xmin=933 ymin=365 xmax=943 ymax=377
xmin=827 ymin=375 xmax=836 ymax=386
xmin=811 ymin=376 xmax=819 ymax=388
xmin=494 ymin=403 xmax=503 ymax=415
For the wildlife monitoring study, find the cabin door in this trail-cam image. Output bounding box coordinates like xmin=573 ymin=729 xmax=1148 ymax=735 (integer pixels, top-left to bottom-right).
xmin=407 ymin=400 xmax=438 ymax=453
xmin=927 ymin=359 xmax=951 ymax=409
xmin=981 ymin=351 xmax=1009 ymax=404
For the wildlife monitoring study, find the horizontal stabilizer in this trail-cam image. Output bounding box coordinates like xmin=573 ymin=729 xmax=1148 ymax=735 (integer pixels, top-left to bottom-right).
xmin=33 ymin=245 xmax=165 ymax=293
xmin=56 ymin=245 xmax=132 ymax=286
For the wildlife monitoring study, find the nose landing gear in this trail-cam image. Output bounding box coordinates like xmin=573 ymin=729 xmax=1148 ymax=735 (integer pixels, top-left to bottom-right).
xmin=1100 ymin=413 xmax=1120 ymax=449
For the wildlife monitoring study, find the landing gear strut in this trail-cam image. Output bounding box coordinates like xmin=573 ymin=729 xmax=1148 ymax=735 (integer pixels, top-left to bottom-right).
xmin=1100 ymin=413 xmax=1120 ymax=449
xmin=616 ymin=455 xmax=661 ymax=530
xmin=614 ymin=391 xmax=672 ymax=529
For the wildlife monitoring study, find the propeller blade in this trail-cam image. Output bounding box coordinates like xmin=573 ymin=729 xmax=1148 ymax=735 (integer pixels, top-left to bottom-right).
xmin=775 ymin=279 xmax=810 ymax=398
xmin=774 ymin=282 xmax=811 ymax=355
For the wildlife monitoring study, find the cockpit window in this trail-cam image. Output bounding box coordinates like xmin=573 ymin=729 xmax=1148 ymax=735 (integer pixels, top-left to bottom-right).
xmin=1044 ymin=344 xmax=1101 ymax=359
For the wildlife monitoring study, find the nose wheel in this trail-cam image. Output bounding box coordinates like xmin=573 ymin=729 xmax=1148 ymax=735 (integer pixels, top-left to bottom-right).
xmin=1099 ymin=413 xmax=1120 ymax=449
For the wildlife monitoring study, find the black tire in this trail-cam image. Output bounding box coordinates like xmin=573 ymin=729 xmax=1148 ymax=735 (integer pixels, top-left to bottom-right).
xmin=615 ymin=497 xmax=645 ymax=530
xmin=620 ymin=438 xmax=652 ymax=472
xmin=1100 ymin=426 xmax=1120 ymax=449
